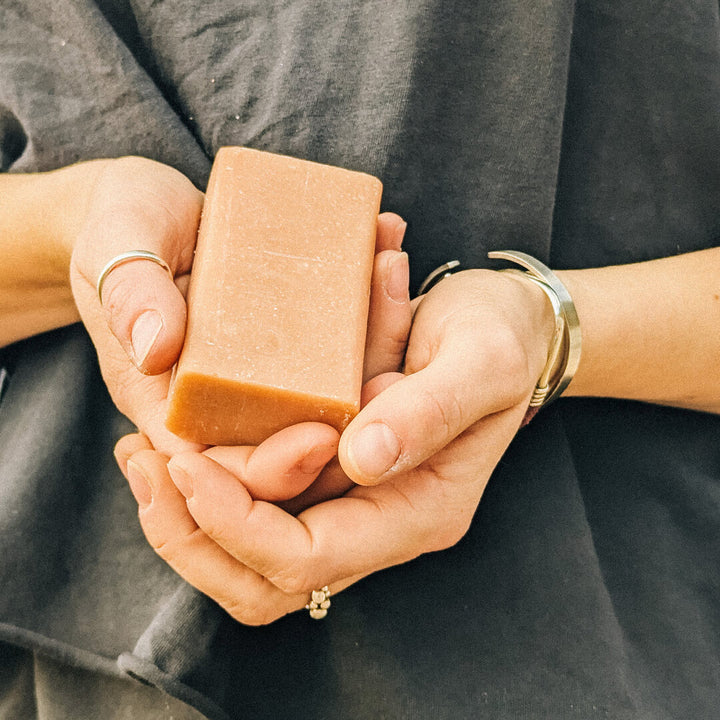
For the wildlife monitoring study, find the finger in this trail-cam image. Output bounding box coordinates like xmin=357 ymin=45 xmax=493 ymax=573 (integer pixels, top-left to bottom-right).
xmin=70 ymin=157 xmax=203 ymax=375
xmin=279 ymin=373 xmax=406 ymax=514
xmin=363 ymin=250 xmax=412 ymax=381
xmin=202 ymin=422 xmax=339 ymax=502
xmin=339 ymin=335 xmax=531 ymax=485
xmin=165 ymin=446 xmax=483 ymax=592
xmin=361 ymin=370 xmax=405 ymax=407
xmin=126 ymin=449 xmax=308 ymax=625
xmin=375 ymin=212 xmax=407 ymax=253
xmin=98 ymin=260 xmax=189 ymax=375
xmin=114 ymin=432 xmax=153 ymax=478
xmin=278 ymin=457 xmax=350 ymax=514
xmin=72 ymin=270 xmax=204 ymax=456
xmin=130 ymin=449 xmax=363 ymax=624
xmin=338 ymin=268 xmax=560 ymax=486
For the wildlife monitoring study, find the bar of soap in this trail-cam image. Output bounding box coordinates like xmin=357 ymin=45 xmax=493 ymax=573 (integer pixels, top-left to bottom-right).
xmin=165 ymin=146 xmax=382 ymax=446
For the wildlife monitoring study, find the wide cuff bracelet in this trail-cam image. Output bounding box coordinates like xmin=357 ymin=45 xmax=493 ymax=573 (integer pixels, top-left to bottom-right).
xmin=488 ymin=250 xmax=581 ymax=406
xmin=416 ymin=252 xmax=581 ymax=409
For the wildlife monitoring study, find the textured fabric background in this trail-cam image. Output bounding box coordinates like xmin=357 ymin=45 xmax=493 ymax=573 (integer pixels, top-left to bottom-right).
xmin=1 ymin=1 xmax=720 ymax=718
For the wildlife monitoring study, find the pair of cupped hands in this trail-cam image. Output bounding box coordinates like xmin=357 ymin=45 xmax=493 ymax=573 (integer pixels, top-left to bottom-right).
xmin=70 ymin=157 xmax=554 ymax=625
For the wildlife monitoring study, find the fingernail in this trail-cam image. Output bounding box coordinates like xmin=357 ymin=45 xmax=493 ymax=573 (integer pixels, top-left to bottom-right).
xmin=394 ymin=219 xmax=408 ymax=245
xmin=347 ymin=422 xmax=401 ymax=481
xmin=126 ymin=460 xmax=153 ymax=507
xmin=386 ymin=252 xmax=409 ymax=304
xmin=131 ymin=310 xmax=164 ymax=368
xmin=167 ymin=460 xmax=193 ymax=499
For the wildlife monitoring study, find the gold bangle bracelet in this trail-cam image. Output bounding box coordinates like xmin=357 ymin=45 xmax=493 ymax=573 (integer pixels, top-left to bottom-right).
xmin=500 ymin=270 xmax=566 ymax=407
xmin=488 ymin=250 xmax=581 ymax=405
xmin=416 ymin=252 xmax=581 ymax=408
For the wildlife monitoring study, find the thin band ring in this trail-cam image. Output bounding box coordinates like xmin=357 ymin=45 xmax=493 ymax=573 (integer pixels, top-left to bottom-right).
xmin=97 ymin=250 xmax=173 ymax=304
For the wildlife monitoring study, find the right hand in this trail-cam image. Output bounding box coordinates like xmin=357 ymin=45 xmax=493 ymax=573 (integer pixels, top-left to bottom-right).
xmin=70 ymin=156 xmax=206 ymax=455
xmin=70 ymin=155 xmax=412 ymax=463
xmin=113 ymin=265 xmax=554 ymax=625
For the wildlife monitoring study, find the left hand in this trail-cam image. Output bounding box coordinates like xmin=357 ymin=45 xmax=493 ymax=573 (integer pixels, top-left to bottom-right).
xmin=116 ymin=268 xmax=556 ymax=625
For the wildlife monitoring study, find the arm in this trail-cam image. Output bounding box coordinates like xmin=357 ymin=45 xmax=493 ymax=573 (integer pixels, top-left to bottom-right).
xmin=0 ymin=162 xmax=108 ymax=347
xmin=558 ymin=249 xmax=720 ymax=414
xmin=117 ymin=246 xmax=720 ymax=625
xmin=0 ymin=157 xmax=206 ymax=454
xmin=2 ymin=156 xmax=412 ymax=466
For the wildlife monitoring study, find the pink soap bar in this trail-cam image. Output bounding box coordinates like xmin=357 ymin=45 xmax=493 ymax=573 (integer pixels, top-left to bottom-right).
xmin=165 ymin=146 xmax=382 ymax=446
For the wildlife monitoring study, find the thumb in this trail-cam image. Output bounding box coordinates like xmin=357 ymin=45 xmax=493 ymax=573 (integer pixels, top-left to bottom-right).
xmin=70 ymin=157 xmax=203 ymax=374
xmin=338 ymin=338 xmax=531 ymax=485
xmin=96 ymin=256 xmax=188 ymax=374
xmin=363 ymin=249 xmax=411 ymax=382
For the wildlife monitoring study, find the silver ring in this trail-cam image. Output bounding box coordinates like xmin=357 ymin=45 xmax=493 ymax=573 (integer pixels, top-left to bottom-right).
xmin=305 ymin=586 xmax=331 ymax=620
xmin=416 ymin=260 xmax=461 ymax=296
xmin=97 ymin=250 xmax=173 ymax=304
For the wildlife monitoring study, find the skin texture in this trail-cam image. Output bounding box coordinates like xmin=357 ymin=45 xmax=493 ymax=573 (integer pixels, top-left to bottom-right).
xmin=3 ymin=156 xmax=720 ymax=625
xmin=558 ymin=253 xmax=720 ymax=414
xmin=115 ymin=269 xmax=554 ymax=624
xmin=0 ymin=160 xmax=105 ymax=347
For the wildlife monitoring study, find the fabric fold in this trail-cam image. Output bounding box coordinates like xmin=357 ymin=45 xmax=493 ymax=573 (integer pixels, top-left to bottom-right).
xmin=2 ymin=1 xmax=720 ymax=717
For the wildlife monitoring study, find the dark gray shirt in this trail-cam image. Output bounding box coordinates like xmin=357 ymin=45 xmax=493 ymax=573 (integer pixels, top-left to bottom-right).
xmin=1 ymin=1 xmax=720 ymax=718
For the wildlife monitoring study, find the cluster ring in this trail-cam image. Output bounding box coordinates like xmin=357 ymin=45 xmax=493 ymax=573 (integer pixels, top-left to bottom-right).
xmin=305 ymin=586 xmax=332 ymax=620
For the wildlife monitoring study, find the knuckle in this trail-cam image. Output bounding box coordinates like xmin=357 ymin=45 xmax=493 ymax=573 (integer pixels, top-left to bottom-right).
xmin=427 ymin=516 xmax=472 ymax=553
xmin=151 ymin=537 xmax=174 ymax=559
xmin=266 ymin=532 xmax=320 ymax=595
xmin=112 ymin=154 xmax=156 ymax=173
xmin=143 ymin=522 xmax=199 ymax=569
xmin=148 ymin=526 xmax=187 ymax=558
xmin=225 ymin=598 xmax=286 ymax=627
xmin=407 ymin=483 xmax=474 ymax=553
xmin=418 ymin=384 xmax=464 ymax=438
xmin=270 ymin=568 xmax=314 ymax=596
xmin=383 ymin=331 xmax=409 ymax=361
xmin=191 ymin=512 xmax=233 ymax=553
xmin=150 ymin=535 xmax=185 ymax=569
xmin=268 ymin=550 xmax=325 ymax=596
xmin=486 ymin=326 xmax=535 ymax=397
xmin=102 ymin=274 xmax=140 ymax=326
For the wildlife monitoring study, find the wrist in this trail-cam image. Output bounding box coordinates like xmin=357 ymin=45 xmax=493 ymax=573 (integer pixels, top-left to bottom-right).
xmin=492 ymin=271 xmax=565 ymax=425
xmin=488 ymin=251 xmax=581 ymax=408
xmin=41 ymin=159 xmax=113 ymax=266
xmin=501 ymin=271 xmax=566 ymax=405
xmin=447 ymin=267 xmax=561 ymax=409
xmin=418 ymin=253 xmax=581 ymax=417
xmin=0 ymin=159 xmax=111 ymax=346
xmin=557 ymin=250 xmax=720 ymax=414
xmin=2 ymin=159 xmax=111 ymax=278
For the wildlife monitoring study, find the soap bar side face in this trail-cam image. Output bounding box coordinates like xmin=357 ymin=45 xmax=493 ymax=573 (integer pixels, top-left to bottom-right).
xmin=168 ymin=372 xmax=358 ymax=447
xmin=166 ymin=147 xmax=382 ymax=446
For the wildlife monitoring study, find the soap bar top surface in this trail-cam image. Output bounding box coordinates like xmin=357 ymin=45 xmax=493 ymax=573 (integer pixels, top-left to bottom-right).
xmin=166 ymin=146 xmax=382 ymax=445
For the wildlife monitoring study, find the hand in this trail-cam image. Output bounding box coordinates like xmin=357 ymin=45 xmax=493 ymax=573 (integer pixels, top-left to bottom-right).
xmin=70 ymin=155 xmax=411 ymax=458
xmin=70 ymin=156 xmax=205 ymax=455
xmin=116 ymin=268 xmax=556 ymax=625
